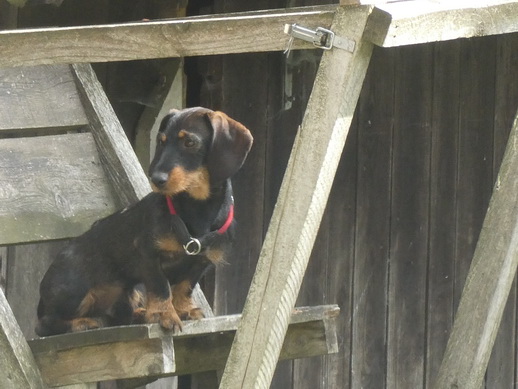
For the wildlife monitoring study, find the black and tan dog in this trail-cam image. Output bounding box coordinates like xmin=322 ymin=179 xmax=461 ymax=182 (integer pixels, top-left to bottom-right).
xmin=35 ymin=107 xmax=253 ymax=336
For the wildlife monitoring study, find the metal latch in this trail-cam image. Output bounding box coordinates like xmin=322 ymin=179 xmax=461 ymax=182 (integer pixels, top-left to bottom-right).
xmin=283 ymin=23 xmax=356 ymax=53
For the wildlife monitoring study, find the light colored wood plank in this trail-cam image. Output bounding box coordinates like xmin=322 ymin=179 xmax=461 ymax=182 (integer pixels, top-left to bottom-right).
xmin=0 ymin=133 xmax=118 ymax=245
xmin=433 ymin=107 xmax=518 ymax=388
xmin=0 ymin=6 xmax=336 ymax=68
xmin=71 ymin=63 xmax=151 ymax=205
xmin=219 ymin=5 xmax=374 ymax=389
xmin=0 ymin=65 xmax=88 ymax=132
xmin=29 ymin=305 xmax=338 ymax=387
xmin=0 ymin=288 xmax=46 ymax=389
xmin=365 ymin=0 xmax=518 ymax=47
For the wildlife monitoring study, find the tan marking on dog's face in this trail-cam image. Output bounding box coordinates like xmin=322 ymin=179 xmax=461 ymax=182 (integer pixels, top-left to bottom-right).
xmin=152 ymin=166 xmax=210 ymax=200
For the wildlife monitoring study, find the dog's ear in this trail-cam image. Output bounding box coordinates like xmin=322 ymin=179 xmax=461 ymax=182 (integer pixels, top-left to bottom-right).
xmin=206 ymin=111 xmax=253 ymax=183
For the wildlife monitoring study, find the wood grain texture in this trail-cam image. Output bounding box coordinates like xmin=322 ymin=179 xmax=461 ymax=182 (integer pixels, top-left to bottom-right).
xmin=433 ymin=90 xmax=518 ymax=389
xmin=0 ymin=133 xmax=118 ymax=245
xmin=387 ymin=43 xmax=432 ymax=389
xmin=0 ymin=6 xmax=336 ymax=68
xmin=365 ymin=0 xmax=518 ymax=47
xmin=0 ymin=288 xmax=46 ymax=389
xmin=72 ymin=63 xmax=151 ymax=206
xmin=219 ymin=6 xmax=374 ymax=389
xmin=6 ymin=242 xmax=67 ymax=340
xmin=425 ymin=39 xmax=460 ymax=388
xmin=0 ymin=64 xmax=88 ymax=132
xmin=485 ymin=32 xmax=518 ymax=389
xmin=352 ymin=45 xmax=394 ymax=389
xmin=29 ymin=305 xmax=338 ymax=387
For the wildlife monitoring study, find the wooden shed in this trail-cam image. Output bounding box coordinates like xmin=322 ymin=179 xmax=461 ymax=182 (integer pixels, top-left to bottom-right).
xmin=2 ymin=0 xmax=518 ymax=388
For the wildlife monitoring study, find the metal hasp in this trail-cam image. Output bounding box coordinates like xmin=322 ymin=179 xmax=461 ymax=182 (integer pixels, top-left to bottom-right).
xmin=284 ymin=23 xmax=356 ymax=52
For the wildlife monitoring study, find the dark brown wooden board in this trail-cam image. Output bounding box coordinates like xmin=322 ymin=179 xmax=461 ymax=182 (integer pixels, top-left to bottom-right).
xmin=425 ymin=39 xmax=460 ymax=388
xmin=0 ymin=133 xmax=118 ymax=245
xmin=0 ymin=65 xmax=88 ymax=132
xmin=454 ymin=37 xmax=496 ymax=310
xmin=387 ymin=43 xmax=433 ymax=389
xmin=352 ymin=45 xmax=394 ymax=389
xmin=485 ymin=32 xmax=518 ymax=389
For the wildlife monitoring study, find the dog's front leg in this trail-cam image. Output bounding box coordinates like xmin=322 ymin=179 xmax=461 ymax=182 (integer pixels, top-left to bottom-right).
xmin=142 ymin=264 xmax=183 ymax=331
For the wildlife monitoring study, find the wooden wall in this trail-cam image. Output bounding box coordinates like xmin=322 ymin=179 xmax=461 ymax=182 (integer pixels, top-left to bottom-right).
xmin=2 ymin=0 xmax=518 ymax=388
xmin=191 ymin=7 xmax=518 ymax=387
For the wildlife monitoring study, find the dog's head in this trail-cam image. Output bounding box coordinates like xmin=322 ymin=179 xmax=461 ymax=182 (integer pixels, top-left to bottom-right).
xmin=149 ymin=107 xmax=253 ymax=199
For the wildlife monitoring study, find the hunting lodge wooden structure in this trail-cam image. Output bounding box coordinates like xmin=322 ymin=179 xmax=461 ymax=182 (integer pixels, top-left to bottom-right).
xmin=1 ymin=0 xmax=518 ymax=388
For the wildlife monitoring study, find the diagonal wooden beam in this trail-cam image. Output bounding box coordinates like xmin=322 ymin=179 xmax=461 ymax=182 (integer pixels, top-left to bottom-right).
xmin=219 ymin=5 xmax=375 ymax=388
xmin=433 ymin=107 xmax=518 ymax=388
xmin=0 ymin=288 xmax=46 ymax=388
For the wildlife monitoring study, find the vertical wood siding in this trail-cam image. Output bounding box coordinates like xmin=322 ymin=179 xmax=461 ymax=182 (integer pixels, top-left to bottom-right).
xmin=204 ymin=33 xmax=518 ymax=388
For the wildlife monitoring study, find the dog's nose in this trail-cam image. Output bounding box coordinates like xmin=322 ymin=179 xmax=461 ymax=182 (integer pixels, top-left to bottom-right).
xmin=151 ymin=172 xmax=169 ymax=188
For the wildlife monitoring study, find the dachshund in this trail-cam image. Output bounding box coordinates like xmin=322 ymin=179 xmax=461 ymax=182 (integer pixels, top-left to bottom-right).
xmin=35 ymin=107 xmax=253 ymax=336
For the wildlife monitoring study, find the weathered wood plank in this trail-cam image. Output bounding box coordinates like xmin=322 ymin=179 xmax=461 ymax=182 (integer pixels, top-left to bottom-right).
xmin=0 ymin=288 xmax=46 ymax=389
xmin=0 ymin=6 xmax=336 ymax=68
xmin=365 ymin=0 xmax=518 ymax=47
xmin=72 ymin=63 xmax=151 ymax=206
xmin=6 ymin=242 xmax=67 ymax=340
xmin=0 ymin=65 xmax=88 ymax=132
xmin=29 ymin=305 xmax=339 ymax=387
xmin=485 ymin=32 xmax=518 ymax=389
xmin=433 ymin=99 xmax=518 ymax=389
xmin=219 ymin=6 xmax=374 ymax=389
xmin=0 ymin=133 xmax=118 ymax=245
xmin=352 ymin=45 xmax=394 ymax=389
xmin=454 ymin=37 xmax=496 ymax=310
xmin=425 ymin=39 xmax=460 ymax=388
xmin=387 ymin=43 xmax=433 ymax=389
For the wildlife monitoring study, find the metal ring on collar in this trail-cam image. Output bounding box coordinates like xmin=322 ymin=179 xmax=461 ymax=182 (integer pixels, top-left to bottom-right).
xmin=183 ymin=238 xmax=201 ymax=255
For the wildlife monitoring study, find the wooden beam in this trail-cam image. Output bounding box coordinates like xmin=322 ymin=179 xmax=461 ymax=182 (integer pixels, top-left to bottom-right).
xmin=433 ymin=107 xmax=518 ymax=388
xmin=0 ymin=6 xmax=336 ymax=68
xmin=0 ymin=288 xmax=46 ymax=388
xmin=71 ymin=63 xmax=151 ymax=206
xmin=219 ymin=5 xmax=374 ymax=389
xmin=365 ymin=0 xmax=518 ymax=47
xmin=28 ymin=305 xmax=339 ymax=387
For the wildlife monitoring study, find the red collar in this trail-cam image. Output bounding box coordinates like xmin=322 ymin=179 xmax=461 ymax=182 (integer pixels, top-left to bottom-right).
xmin=166 ymin=196 xmax=234 ymax=235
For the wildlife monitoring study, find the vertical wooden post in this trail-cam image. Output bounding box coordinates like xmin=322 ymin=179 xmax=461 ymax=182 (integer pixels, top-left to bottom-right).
xmin=434 ymin=108 xmax=518 ymax=388
xmin=219 ymin=5 xmax=374 ymax=388
xmin=0 ymin=288 xmax=46 ymax=389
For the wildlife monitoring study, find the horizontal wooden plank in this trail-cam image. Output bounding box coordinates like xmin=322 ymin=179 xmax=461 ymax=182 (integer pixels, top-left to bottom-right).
xmin=0 ymin=64 xmax=88 ymax=131
xmin=0 ymin=133 xmax=118 ymax=245
xmin=28 ymin=305 xmax=339 ymax=387
xmin=365 ymin=0 xmax=518 ymax=47
xmin=0 ymin=6 xmax=336 ymax=68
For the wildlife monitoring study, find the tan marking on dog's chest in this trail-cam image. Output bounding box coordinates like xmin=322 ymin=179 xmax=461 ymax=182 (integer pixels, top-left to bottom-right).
xmin=155 ymin=235 xmax=183 ymax=254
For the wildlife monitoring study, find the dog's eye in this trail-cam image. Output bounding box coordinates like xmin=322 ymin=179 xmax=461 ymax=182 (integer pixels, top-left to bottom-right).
xmin=184 ymin=137 xmax=196 ymax=148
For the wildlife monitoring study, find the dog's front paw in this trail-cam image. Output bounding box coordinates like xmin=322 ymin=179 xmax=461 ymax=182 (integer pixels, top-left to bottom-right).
xmin=186 ymin=307 xmax=204 ymax=321
xmin=144 ymin=305 xmax=183 ymax=331
xmin=159 ymin=309 xmax=183 ymax=332
xmin=70 ymin=317 xmax=104 ymax=332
